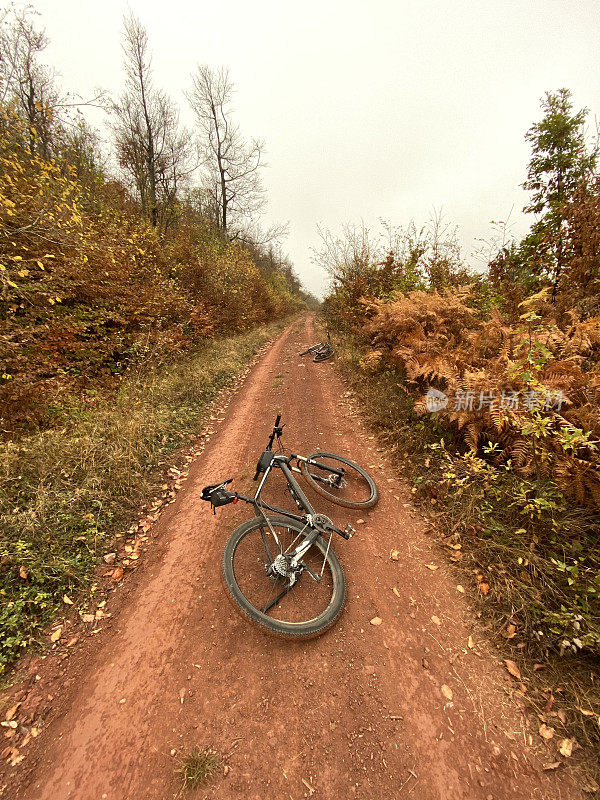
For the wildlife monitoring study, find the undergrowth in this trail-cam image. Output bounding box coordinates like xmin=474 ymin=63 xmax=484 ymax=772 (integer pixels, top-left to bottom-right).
xmin=0 ymin=319 xmax=290 ymax=671
xmin=333 ymin=330 xmax=600 ymax=761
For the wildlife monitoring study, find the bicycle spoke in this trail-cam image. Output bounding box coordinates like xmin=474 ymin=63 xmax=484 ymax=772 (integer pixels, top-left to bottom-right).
xmin=231 ymin=524 xmax=336 ymax=623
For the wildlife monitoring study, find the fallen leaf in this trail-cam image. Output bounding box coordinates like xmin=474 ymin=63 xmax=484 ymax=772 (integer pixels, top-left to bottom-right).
xmin=67 ymin=637 xmax=79 ymax=647
xmin=504 ymin=659 xmax=521 ymax=680
xmin=431 ymin=615 xmax=441 ymax=626
xmin=543 ymin=762 xmax=561 ymax=771
xmin=103 ymin=553 xmax=116 ymax=565
xmin=577 ymin=707 xmax=596 ymax=717
xmin=533 ymin=663 xmax=546 ymax=672
xmin=19 ymin=566 xmax=28 ymax=580
xmin=539 ymin=724 xmax=555 ymax=740
xmin=479 ymin=582 xmax=490 ymax=595
xmin=370 ymin=617 xmax=382 ymax=626
xmin=441 ymin=684 xmax=453 ymax=701
xmin=81 ymin=614 xmax=95 ymax=624
xmin=558 ymin=738 xmax=575 ymax=757
xmin=4 ymin=703 xmax=20 ymax=722
xmin=111 ymin=567 xmax=124 ymax=582
xmin=502 ymin=623 xmax=516 ymax=639
xmin=390 ymin=550 xmax=400 ymax=562
xmin=62 ymin=595 xmax=74 ymax=605
xmin=456 ymin=585 xmax=465 ymax=593
xmin=50 ymin=627 xmax=62 ymax=643
xmin=425 ymin=564 xmax=439 ymax=571
xmin=544 ymin=693 xmax=555 ymax=713
xmin=467 ymin=636 xmax=474 ymax=649
xmin=392 ymin=588 xmax=401 ymax=598
xmin=557 ymin=709 xmax=567 ymax=724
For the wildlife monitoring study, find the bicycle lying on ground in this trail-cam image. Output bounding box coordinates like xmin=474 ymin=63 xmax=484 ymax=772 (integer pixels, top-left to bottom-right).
xmin=201 ymin=415 xmax=378 ymax=638
xmin=299 ymin=330 xmax=335 ymax=362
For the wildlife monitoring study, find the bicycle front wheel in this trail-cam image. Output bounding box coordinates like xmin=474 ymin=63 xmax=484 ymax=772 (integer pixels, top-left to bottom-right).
xmin=300 ymin=452 xmax=379 ymax=509
xmin=222 ymin=515 xmax=346 ymax=638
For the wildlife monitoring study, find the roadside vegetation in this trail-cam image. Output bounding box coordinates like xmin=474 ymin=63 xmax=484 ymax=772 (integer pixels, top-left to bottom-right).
xmin=0 ymin=6 xmax=309 ymax=671
xmin=0 ymin=320 xmax=289 ymax=671
xmin=320 ymin=89 xmax=600 ymax=764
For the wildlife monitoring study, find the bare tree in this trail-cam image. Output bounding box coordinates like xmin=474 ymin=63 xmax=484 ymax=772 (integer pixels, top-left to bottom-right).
xmin=112 ymin=14 xmax=193 ymax=233
xmin=0 ymin=6 xmax=106 ymax=158
xmin=0 ymin=6 xmax=61 ymax=156
xmin=187 ymin=65 xmax=265 ymax=237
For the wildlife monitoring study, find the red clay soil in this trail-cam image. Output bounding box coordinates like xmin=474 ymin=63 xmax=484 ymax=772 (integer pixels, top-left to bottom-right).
xmin=1 ymin=315 xmax=585 ymax=800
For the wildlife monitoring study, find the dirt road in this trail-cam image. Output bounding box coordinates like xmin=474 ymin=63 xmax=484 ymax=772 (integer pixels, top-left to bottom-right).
xmin=3 ymin=315 xmax=582 ymax=800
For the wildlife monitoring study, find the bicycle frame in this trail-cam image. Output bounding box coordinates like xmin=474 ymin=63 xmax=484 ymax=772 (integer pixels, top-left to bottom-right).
xmin=232 ymin=453 xmax=351 ymax=571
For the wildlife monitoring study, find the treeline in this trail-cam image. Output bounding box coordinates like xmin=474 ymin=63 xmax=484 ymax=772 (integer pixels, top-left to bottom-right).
xmin=0 ymin=6 xmax=309 ymax=434
xmin=322 ymin=88 xmax=600 ymax=512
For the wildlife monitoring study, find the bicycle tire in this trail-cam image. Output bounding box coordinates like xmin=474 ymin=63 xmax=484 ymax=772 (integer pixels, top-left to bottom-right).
xmin=313 ymin=345 xmax=335 ymax=362
xmin=222 ymin=515 xmax=346 ymax=638
xmin=300 ymin=452 xmax=379 ymax=509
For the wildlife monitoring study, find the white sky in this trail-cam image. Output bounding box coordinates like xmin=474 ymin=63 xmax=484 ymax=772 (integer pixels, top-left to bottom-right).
xmin=29 ymin=0 xmax=600 ymax=297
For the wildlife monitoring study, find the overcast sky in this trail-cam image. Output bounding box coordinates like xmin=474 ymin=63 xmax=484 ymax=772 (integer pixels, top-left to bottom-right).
xmin=30 ymin=0 xmax=600 ymax=297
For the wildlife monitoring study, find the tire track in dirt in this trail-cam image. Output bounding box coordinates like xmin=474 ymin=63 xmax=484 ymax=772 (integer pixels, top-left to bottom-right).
xmin=6 ymin=314 xmax=582 ymax=800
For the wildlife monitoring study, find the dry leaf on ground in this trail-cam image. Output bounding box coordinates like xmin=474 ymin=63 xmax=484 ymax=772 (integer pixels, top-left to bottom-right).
xmin=504 ymin=659 xmax=521 ymax=680
xmin=392 ymin=588 xmax=401 ymax=598
xmin=558 ymin=738 xmax=575 ymax=757
xmin=479 ymin=582 xmax=490 ymax=595
xmin=425 ymin=564 xmax=439 ymax=571
xmin=539 ymin=724 xmax=555 ymax=740
xmin=431 ymin=615 xmax=441 ymax=626
xmin=4 ymin=703 xmax=20 ymax=722
xmin=456 ymin=585 xmax=465 ymax=593
xmin=390 ymin=550 xmax=400 ymax=561
xmin=441 ymin=684 xmax=453 ymax=701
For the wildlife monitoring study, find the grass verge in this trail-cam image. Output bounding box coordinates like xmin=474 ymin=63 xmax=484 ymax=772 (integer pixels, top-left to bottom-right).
xmin=332 ymin=328 xmax=600 ymax=780
xmin=0 ymin=318 xmax=292 ymax=672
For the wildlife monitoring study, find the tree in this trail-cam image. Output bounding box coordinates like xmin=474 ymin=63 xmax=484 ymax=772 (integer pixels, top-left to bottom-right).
xmin=188 ymin=66 xmax=265 ymax=237
xmin=0 ymin=6 xmax=61 ymax=156
xmin=522 ymin=88 xmax=597 ymax=292
xmin=113 ymin=14 xmax=192 ymax=234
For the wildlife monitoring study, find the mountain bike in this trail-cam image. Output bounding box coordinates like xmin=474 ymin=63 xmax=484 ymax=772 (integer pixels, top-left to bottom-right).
xmin=201 ymin=415 xmax=378 ymax=638
xmin=299 ymin=330 xmax=335 ymax=362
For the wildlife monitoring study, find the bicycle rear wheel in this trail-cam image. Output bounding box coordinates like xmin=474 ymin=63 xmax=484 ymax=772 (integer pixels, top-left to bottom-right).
xmin=222 ymin=515 xmax=346 ymax=638
xmin=313 ymin=344 xmax=334 ymax=362
xmin=300 ymin=452 xmax=378 ymax=509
